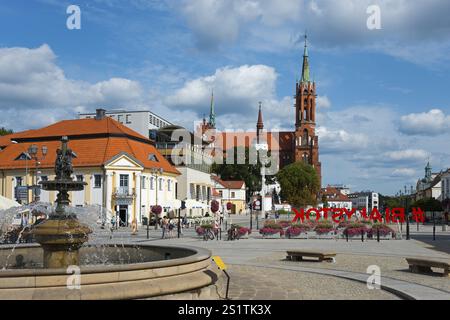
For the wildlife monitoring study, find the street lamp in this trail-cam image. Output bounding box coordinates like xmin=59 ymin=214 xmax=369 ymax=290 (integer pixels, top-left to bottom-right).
xmin=28 ymin=144 xmax=48 ymax=203
xmin=147 ymin=167 xmax=164 ymax=239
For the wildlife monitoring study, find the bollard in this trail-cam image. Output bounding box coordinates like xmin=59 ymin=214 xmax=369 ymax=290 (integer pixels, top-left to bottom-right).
xmin=346 ymin=231 xmax=349 ymax=242
xmin=361 ymin=231 xmax=364 ymax=242
xmin=433 ymin=212 xmax=436 ymax=241
xmin=377 ymin=228 xmax=380 ymax=243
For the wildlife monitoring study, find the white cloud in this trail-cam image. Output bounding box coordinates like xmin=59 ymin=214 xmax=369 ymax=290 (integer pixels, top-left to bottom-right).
xmin=0 ymin=44 xmax=144 ymax=130
xmin=165 ymin=64 xmax=281 ymax=127
xmin=316 ymin=96 xmax=331 ymax=109
xmin=391 ymin=168 xmax=416 ymax=177
xmin=384 ymin=149 xmax=429 ymax=162
xmin=177 ymin=0 xmax=450 ymax=65
xmin=399 ymin=109 xmax=450 ymax=136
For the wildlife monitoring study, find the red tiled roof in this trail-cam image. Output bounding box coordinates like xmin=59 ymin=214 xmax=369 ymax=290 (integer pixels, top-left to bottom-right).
xmin=15 ymin=117 xmax=149 ymax=142
xmin=212 ymin=175 xmax=245 ymax=189
xmin=0 ymin=118 xmax=179 ymax=175
xmin=322 ymin=186 xmax=351 ymax=202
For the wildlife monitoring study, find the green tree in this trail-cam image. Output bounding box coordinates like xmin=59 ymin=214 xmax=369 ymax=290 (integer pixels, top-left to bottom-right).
xmin=412 ymin=198 xmax=443 ymax=212
xmin=276 ymin=162 xmax=320 ymax=208
xmin=0 ymin=127 xmax=13 ymax=136
xmin=212 ymin=146 xmax=265 ymax=199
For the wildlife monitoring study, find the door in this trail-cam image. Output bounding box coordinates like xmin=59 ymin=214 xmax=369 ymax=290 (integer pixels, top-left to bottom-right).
xmin=119 ymin=205 xmax=128 ymax=227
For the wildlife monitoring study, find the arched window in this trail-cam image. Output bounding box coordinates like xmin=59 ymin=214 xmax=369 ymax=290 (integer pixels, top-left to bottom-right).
xmin=303 ymin=153 xmax=309 ymax=164
xmin=302 ymin=129 xmax=309 ymax=146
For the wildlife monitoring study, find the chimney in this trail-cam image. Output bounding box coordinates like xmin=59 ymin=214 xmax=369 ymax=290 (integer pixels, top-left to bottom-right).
xmin=95 ymin=109 xmax=106 ymax=120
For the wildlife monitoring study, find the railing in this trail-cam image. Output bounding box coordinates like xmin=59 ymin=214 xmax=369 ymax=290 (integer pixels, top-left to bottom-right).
xmin=113 ymin=187 xmax=136 ymax=198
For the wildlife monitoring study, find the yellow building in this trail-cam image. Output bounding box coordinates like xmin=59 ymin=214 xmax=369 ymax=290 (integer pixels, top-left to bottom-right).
xmin=0 ymin=109 xmax=180 ymax=226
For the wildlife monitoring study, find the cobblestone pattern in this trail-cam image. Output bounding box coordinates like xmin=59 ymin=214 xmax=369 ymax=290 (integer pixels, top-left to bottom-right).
xmin=252 ymin=252 xmax=450 ymax=292
xmin=226 ymin=265 xmax=399 ymax=300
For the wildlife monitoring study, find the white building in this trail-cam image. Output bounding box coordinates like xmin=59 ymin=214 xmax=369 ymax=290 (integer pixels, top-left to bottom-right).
xmin=79 ymin=110 xmax=172 ymax=139
xmin=156 ymin=126 xmax=216 ymax=217
xmin=415 ymin=162 xmax=442 ymax=201
xmin=212 ymin=176 xmax=247 ymax=215
xmin=321 ymin=186 xmax=352 ymax=210
xmin=348 ymin=192 xmax=379 ymax=211
xmin=0 ymin=110 xmax=180 ymax=227
xmin=440 ymin=169 xmax=450 ymax=202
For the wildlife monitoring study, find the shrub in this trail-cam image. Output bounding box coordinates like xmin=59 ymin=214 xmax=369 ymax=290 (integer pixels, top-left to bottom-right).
xmin=263 ymin=221 xmax=283 ymax=229
xmin=368 ymin=223 xmax=395 ymax=237
xmin=286 ymin=224 xmax=311 ymax=237
xmin=278 ymin=220 xmax=291 ymax=228
xmin=344 ymin=223 xmax=369 ymax=236
xmin=231 ymin=224 xmax=252 ymax=236
xmin=314 ymin=221 xmax=334 ymax=235
xmin=196 ymin=224 xmax=213 ymax=235
xmin=259 ymin=227 xmax=284 ymax=236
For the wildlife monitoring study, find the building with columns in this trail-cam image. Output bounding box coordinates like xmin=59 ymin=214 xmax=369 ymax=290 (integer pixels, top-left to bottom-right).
xmin=0 ymin=109 xmax=179 ymax=227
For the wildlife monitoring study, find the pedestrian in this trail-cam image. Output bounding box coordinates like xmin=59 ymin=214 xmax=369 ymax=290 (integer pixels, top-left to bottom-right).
xmin=168 ymin=218 xmax=175 ymax=238
xmin=161 ymin=216 xmax=168 ymax=239
xmin=214 ymin=219 xmax=220 ymax=240
xmin=219 ymin=211 xmax=224 ymax=225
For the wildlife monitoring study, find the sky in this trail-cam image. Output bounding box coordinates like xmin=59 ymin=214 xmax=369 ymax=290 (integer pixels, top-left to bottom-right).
xmin=0 ymin=0 xmax=449 ymax=195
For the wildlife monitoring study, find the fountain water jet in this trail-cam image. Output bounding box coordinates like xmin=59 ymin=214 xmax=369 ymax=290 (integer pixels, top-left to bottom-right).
xmin=31 ymin=136 xmax=92 ymax=268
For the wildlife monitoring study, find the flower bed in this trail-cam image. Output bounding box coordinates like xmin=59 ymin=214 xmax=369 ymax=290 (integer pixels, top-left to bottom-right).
xmin=231 ymin=224 xmax=252 ymax=239
xmin=260 ymin=222 xmax=284 ymax=238
xmin=314 ymin=222 xmax=334 ymax=235
xmin=343 ymin=223 xmax=369 ymax=237
xmin=286 ymin=224 xmax=311 ymax=238
xmin=196 ymin=224 xmax=213 ymax=236
xmin=367 ymin=223 xmax=396 ymax=238
xmin=278 ymin=220 xmax=292 ymax=229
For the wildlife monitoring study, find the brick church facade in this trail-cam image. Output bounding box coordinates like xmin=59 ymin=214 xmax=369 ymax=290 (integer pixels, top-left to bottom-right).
xmin=199 ymin=36 xmax=322 ymax=187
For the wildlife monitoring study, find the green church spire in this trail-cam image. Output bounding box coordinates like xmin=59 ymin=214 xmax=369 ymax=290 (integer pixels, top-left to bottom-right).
xmin=209 ymin=90 xmax=216 ymax=128
xmin=301 ymin=33 xmax=310 ymax=83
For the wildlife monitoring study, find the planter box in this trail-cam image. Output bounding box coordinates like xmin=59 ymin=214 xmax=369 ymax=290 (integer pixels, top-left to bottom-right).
xmin=287 ymin=233 xmax=309 ymax=239
xmin=238 ymin=232 xmax=250 ymax=239
xmin=316 ymin=232 xmax=336 ymax=239
xmin=261 ymin=233 xmax=282 ymax=239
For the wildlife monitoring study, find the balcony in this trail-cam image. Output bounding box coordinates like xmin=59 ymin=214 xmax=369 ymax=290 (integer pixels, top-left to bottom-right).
xmin=113 ymin=187 xmax=136 ymax=206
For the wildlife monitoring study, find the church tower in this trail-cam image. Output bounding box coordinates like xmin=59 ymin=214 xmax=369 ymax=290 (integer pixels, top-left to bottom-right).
xmin=294 ymin=34 xmax=322 ymax=186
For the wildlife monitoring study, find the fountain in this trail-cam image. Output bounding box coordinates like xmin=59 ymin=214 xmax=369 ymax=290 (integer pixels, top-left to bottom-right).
xmin=0 ymin=137 xmax=222 ymax=300
xmin=32 ymin=136 xmax=92 ymax=268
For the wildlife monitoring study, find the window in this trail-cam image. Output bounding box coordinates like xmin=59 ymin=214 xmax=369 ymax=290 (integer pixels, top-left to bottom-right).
xmin=117 ymin=115 xmax=123 ymax=123
xmin=150 ymin=177 xmax=155 ymax=190
xmin=148 ymin=154 xmax=158 ymax=162
xmin=159 ymin=178 xmax=163 ymax=191
xmin=41 ymin=176 xmax=48 ymax=182
xmin=94 ymin=175 xmax=102 ymax=188
xmin=120 ymin=175 xmax=129 ymax=187
xmin=167 ymin=180 xmax=172 ymax=192
xmin=15 ymin=153 xmax=31 ymax=161
xmin=149 ymin=115 xmax=153 ymax=124
xmin=16 ymin=177 xmax=23 ymax=186
xmin=76 ymin=175 xmax=84 ymax=182
xmin=126 ymin=114 xmax=131 ymax=124
xmin=231 ymin=192 xmax=236 ymax=198
xmin=141 ymin=176 xmax=146 ymax=189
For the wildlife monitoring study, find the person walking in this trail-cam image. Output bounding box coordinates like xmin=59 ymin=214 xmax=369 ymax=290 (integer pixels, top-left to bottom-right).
xmin=161 ymin=216 xmax=168 ymax=239
xmin=214 ymin=219 xmax=220 ymax=241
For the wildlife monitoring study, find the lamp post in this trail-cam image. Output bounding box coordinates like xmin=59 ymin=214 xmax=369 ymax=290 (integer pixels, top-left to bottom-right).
xmin=405 ymin=185 xmax=410 ymax=240
xmin=148 ymin=167 xmax=164 ymax=237
xmin=28 ymin=144 xmax=48 ymax=203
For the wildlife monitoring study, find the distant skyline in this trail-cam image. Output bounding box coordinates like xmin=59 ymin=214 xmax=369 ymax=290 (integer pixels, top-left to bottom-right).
xmin=0 ymin=0 xmax=449 ymax=195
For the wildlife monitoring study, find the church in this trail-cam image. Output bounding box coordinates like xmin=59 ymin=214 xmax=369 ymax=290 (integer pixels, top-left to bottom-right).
xmin=200 ymin=35 xmax=322 ymax=187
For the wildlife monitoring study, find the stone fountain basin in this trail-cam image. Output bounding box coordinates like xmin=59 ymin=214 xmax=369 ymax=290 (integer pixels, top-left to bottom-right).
xmin=0 ymin=244 xmax=218 ymax=300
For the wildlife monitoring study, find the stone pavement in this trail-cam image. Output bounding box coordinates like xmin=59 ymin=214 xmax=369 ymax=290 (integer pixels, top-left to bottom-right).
xmin=92 ymin=217 xmax=450 ymax=300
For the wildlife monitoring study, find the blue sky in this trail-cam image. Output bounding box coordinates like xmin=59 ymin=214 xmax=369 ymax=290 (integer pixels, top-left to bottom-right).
xmin=0 ymin=0 xmax=449 ymax=195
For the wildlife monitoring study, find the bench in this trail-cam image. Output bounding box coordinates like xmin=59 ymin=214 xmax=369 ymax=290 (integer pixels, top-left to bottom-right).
xmin=286 ymin=250 xmax=336 ymax=262
xmin=406 ymin=258 xmax=449 ymax=277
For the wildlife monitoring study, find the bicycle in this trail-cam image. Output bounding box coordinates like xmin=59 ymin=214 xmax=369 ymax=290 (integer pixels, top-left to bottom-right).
xmin=203 ymin=228 xmax=215 ymax=241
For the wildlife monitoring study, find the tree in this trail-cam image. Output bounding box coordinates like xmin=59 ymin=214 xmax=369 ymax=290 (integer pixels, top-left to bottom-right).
xmin=276 ymin=162 xmax=320 ymax=208
xmin=412 ymin=198 xmax=443 ymax=212
xmin=0 ymin=127 xmax=13 ymax=136
xmin=212 ymin=146 xmax=264 ymax=200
